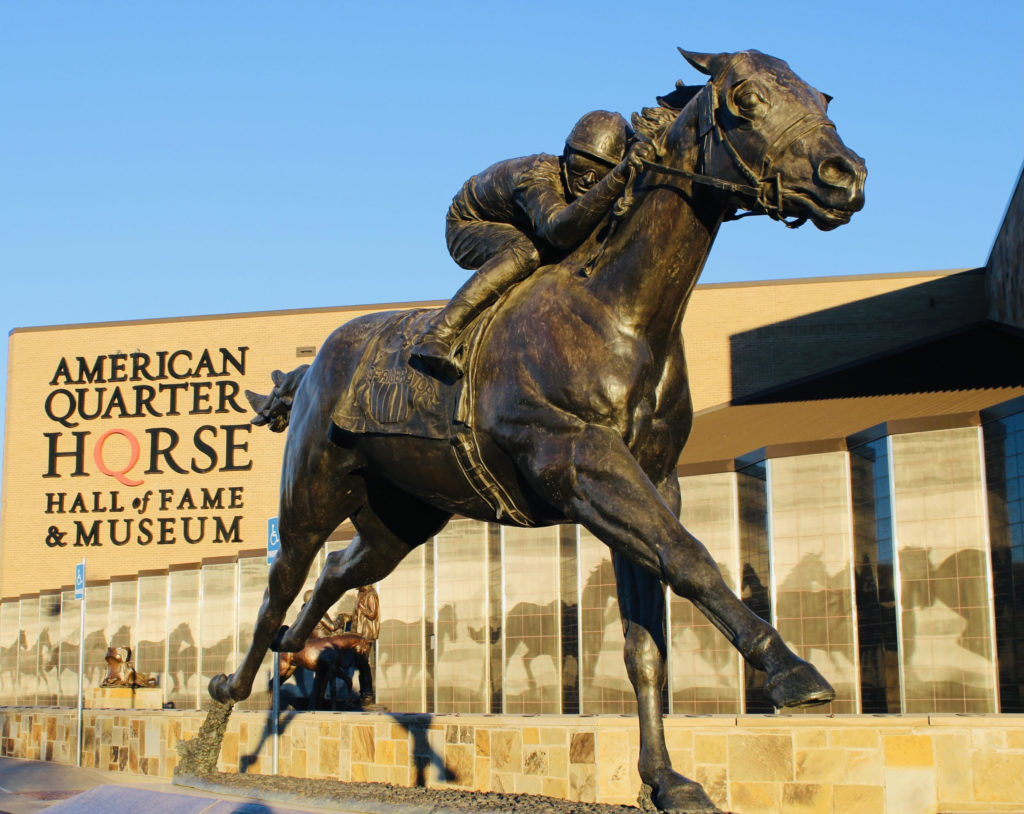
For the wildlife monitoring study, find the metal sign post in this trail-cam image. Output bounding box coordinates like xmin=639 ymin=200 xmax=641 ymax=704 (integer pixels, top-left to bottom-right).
xmin=267 ymin=518 xmax=280 ymax=773
xmin=74 ymin=560 xmax=85 ymax=767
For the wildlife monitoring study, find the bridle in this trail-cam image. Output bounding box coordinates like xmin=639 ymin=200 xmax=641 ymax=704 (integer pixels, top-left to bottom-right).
xmin=638 ymin=62 xmax=836 ymax=230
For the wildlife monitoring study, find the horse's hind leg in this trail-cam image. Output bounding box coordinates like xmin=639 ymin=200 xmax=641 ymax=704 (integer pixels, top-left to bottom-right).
xmin=209 ymin=425 xmax=366 ymax=706
xmin=209 ymin=476 xmax=362 ymax=705
xmin=278 ymin=483 xmax=451 ymax=651
xmin=616 ymin=559 xmax=720 ymax=811
xmin=612 ymin=476 xmax=719 ymax=813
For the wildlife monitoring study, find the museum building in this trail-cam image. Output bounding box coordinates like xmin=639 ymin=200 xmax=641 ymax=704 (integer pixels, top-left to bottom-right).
xmin=0 ymin=173 xmax=1022 ymax=727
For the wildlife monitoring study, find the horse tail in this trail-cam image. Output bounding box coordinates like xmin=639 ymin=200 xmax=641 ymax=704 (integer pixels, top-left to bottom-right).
xmin=245 ymin=364 xmax=311 ymax=433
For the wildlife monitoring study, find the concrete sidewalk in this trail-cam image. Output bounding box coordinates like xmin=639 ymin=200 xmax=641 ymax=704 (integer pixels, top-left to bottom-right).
xmin=0 ymin=757 xmax=372 ymax=814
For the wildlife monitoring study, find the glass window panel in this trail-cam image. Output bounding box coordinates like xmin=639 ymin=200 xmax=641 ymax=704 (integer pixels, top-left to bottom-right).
xmin=377 ymin=546 xmax=426 ymax=712
xmin=18 ymin=597 xmax=40 ymax=705
xmin=578 ymin=528 xmax=633 ymax=714
xmin=199 ymin=563 xmax=237 ymax=705
xmin=0 ymin=601 xmax=19 ymax=705
xmin=433 ymin=520 xmax=489 ymax=713
xmin=673 ymin=472 xmax=742 ymax=714
xmin=38 ymin=593 xmax=61 ymax=706
xmin=108 ymin=580 xmax=136 ymax=653
xmin=503 ymin=526 xmax=560 ymax=714
xmin=768 ymin=453 xmax=858 ymax=714
xmin=738 ymin=462 xmax=772 ymax=712
xmin=235 ymin=557 xmax=270 ymax=712
xmin=57 ymin=590 xmax=80 ymax=707
xmin=983 ymin=413 xmax=1024 ymax=712
xmin=891 ymin=428 xmax=997 ymax=713
xmin=850 ymin=439 xmax=901 ymax=713
xmin=83 ymin=584 xmax=109 ymax=698
xmin=135 ymin=575 xmax=168 ymax=695
xmin=166 ymin=569 xmax=200 ymax=709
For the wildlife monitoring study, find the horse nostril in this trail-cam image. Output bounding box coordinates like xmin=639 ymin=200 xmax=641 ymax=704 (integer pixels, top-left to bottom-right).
xmin=817 ymin=156 xmax=858 ymax=189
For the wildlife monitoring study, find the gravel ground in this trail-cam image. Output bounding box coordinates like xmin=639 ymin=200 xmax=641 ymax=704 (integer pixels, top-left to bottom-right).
xmin=178 ymin=771 xmax=656 ymax=813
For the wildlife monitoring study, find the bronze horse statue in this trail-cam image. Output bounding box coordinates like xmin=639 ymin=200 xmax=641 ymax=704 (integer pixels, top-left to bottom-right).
xmin=211 ymin=48 xmax=865 ymax=811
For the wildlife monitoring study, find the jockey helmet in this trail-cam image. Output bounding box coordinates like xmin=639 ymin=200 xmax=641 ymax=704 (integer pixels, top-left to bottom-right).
xmin=564 ymin=110 xmax=629 ymax=166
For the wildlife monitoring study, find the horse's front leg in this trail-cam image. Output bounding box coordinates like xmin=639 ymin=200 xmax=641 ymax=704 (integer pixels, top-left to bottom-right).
xmin=612 ymin=475 xmax=720 ymax=812
xmin=520 ymin=423 xmax=833 ymax=810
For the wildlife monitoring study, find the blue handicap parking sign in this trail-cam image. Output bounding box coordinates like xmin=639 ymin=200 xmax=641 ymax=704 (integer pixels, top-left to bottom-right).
xmin=74 ymin=562 xmax=85 ymax=600
xmin=267 ymin=517 xmax=281 ymax=564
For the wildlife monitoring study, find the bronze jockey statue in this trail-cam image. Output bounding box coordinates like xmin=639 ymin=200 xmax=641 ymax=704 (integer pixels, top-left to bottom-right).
xmin=411 ymin=110 xmax=655 ymax=380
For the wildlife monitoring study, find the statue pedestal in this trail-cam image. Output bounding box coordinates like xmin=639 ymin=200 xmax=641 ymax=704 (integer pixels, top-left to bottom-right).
xmin=87 ymin=687 xmax=163 ymax=710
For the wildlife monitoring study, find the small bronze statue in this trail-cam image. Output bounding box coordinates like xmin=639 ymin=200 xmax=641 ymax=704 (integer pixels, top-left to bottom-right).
xmin=276 ymin=630 xmax=373 ymax=711
xmin=274 ymin=589 xmax=376 ymax=709
xmin=101 ymin=646 xmax=157 ymax=689
xmin=214 ymin=48 xmax=866 ymax=812
xmin=411 ymin=111 xmax=655 ymax=380
xmin=351 ymin=584 xmax=380 ymax=643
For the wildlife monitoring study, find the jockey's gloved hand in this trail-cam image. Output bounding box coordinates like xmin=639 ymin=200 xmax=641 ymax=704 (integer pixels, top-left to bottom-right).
xmin=626 ymin=140 xmax=657 ymax=172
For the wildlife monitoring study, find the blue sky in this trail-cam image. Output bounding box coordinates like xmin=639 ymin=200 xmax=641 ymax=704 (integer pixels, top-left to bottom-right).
xmin=1 ymin=1 xmax=1021 ymax=484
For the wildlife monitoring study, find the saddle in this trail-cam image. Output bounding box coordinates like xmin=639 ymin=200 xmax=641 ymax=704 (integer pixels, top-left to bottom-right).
xmin=331 ymin=308 xmax=473 ymax=440
xmin=331 ymin=304 xmax=531 ymax=526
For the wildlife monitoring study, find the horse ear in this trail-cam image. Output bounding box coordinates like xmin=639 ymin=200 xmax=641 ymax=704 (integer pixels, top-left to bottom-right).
xmin=678 ymin=48 xmax=728 ymax=77
xmin=679 ymin=48 xmax=715 ymax=74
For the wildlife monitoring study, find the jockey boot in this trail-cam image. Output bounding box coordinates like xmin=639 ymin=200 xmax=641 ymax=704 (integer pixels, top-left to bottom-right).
xmin=410 ymin=301 xmax=472 ymax=381
xmin=412 ymin=250 xmax=536 ymax=381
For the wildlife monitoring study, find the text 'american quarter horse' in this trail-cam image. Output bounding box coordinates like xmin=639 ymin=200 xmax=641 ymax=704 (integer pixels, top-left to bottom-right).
xmin=210 ymin=48 xmax=866 ymax=812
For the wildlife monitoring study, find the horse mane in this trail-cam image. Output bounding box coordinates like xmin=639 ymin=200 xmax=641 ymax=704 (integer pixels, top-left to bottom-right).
xmin=630 ymin=82 xmax=703 ymax=141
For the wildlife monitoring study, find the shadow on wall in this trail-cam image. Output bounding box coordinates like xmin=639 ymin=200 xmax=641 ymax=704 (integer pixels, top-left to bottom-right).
xmin=728 ymin=271 xmax=989 ymax=402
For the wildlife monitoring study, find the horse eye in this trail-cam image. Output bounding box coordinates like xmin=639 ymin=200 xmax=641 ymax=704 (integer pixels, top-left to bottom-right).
xmin=732 ymin=82 xmax=767 ymax=118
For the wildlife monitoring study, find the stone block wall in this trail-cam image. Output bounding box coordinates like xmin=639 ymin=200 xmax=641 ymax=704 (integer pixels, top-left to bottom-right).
xmin=0 ymin=708 xmax=1021 ymax=813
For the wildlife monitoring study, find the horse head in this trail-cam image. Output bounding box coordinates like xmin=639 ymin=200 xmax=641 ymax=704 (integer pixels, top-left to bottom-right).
xmin=658 ymin=48 xmax=865 ymax=231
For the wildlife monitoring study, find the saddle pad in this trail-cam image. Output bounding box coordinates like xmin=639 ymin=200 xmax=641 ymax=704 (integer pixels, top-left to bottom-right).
xmin=331 ymin=308 xmax=463 ymax=440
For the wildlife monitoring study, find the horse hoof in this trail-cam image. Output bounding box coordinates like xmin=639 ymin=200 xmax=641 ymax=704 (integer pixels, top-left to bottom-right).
xmin=641 ymin=770 xmax=722 ymax=812
xmin=765 ymin=658 xmax=835 ymax=709
xmin=208 ymin=673 xmax=233 ymax=703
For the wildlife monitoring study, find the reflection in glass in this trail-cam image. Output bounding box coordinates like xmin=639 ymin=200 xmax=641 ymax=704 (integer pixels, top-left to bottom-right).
xmin=18 ymin=597 xmax=40 ymax=705
xmin=503 ymin=526 xmax=560 ymax=713
xmin=891 ymin=428 xmax=997 ymax=712
xmin=433 ymin=520 xmax=489 ymax=713
xmin=57 ymin=590 xmax=80 ymax=707
xmin=236 ymin=557 xmax=270 ymax=711
xmin=83 ymin=584 xmax=109 ymax=697
xmin=983 ymin=413 xmax=1024 ymax=712
xmin=108 ymin=579 xmax=136 ymax=654
xmin=673 ymin=472 xmax=742 ymax=713
xmin=850 ymin=439 xmax=901 ymax=712
xmin=769 ymin=453 xmax=857 ymax=713
xmin=199 ymin=563 xmax=237 ymax=706
xmin=0 ymin=601 xmax=19 ymax=705
xmin=377 ymin=546 xmax=426 ymax=712
xmin=166 ymin=569 xmax=200 ymax=709
xmin=135 ymin=574 xmax=168 ymax=697
xmin=38 ymin=592 xmax=61 ymax=706
xmin=738 ymin=462 xmax=772 ymax=712
xmin=578 ymin=528 xmax=633 ymax=713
